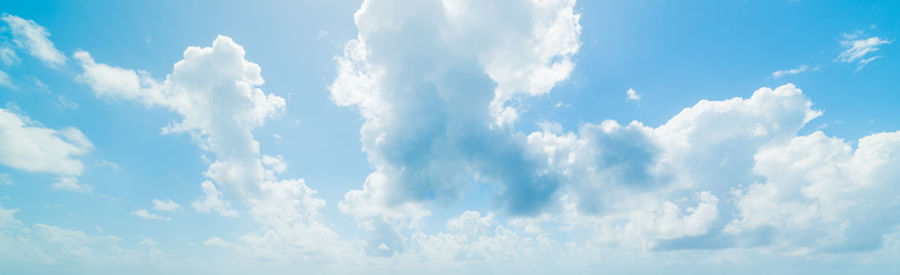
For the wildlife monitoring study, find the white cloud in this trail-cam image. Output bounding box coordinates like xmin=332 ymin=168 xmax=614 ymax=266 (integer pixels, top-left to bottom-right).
xmin=152 ymin=198 xmax=181 ymax=212
xmin=0 ymin=203 xmax=163 ymax=265
xmin=0 ymin=108 xmax=93 ymax=177
xmin=0 ymin=70 xmax=12 ymax=88
xmin=725 ymin=130 xmax=900 ymax=252
xmin=626 ymin=88 xmax=640 ymax=101
xmin=130 ymin=209 xmax=170 ymax=221
xmin=77 ymin=35 xmax=348 ymax=261
xmin=331 ymin=1 xmax=582 ymax=248
xmin=203 ymin=236 xmax=232 ymax=247
xmin=191 ymin=181 xmax=239 ymax=218
xmin=836 ymin=35 xmax=892 ymax=71
xmin=771 ymin=65 xmax=814 ymax=78
xmin=51 ymin=177 xmax=93 ymax=193
xmin=56 ymin=95 xmax=79 ymax=110
xmin=0 ymin=14 xmax=67 ymax=68
xmin=0 ymin=46 xmax=20 ymax=66
xmin=0 ymin=173 xmax=11 ymax=185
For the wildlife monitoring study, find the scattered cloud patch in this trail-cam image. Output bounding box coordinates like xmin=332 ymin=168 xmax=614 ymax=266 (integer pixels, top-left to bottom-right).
xmin=771 ymin=65 xmax=816 ymax=78
xmin=51 ymin=177 xmax=92 ymax=193
xmin=0 ymin=46 xmax=20 ymax=66
xmin=152 ymin=199 xmax=180 ymax=212
xmin=0 ymin=108 xmax=93 ymax=178
xmin=191 ymin=181 xmax=238 ymax=217
xmin=0 ymin=70 xmax=13 ymax=88
xmin=836 ymin=34 xmax=892 ymax=71
xmin=130 ymin=209 xmax=170 ymax=221
xmin=626 ymin=88 xmax=641 ymax=101
xmin=0 ymin=14 xmax=66 ymax=68
xmin=0 ymin=203 xmax=163 ymax=265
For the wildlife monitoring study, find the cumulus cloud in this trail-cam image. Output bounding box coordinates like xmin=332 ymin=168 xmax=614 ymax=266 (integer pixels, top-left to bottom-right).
xmin=152 ymin=198 xmax=181 ymax=212
xmin=626 ymin=88 xmax=640 ymax=101
xmin=77 ymin=35 xmax=348 ymax=261
xmin=0 ymin=108 xmax=93 ymax=192
xmin=130 ymin=209 xmax=170 ymax=221
xmin=191 ymin=181 xmax=239 ymax=217
xmin=726 ymin=130 xmax=900 ymax=252
xmin=0 ymin=14 xmax=67 ymax=68
xmin=331 ymin=1 xmax=582 ymax=250
xmin=836 ymin=34 xmax=892 ymax=71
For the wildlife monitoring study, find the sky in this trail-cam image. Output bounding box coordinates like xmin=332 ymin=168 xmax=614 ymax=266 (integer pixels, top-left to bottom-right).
xmin=0 ymin=0 xmax=899 ymax=274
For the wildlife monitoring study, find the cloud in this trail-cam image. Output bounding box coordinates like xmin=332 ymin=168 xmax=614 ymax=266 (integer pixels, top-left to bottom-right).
xmin=0 ymin=203 xmax=163 ymax=265
xmin=130 ymin=209 xmax=170 ymax=221
xmin=77 ymin=35 xmax=348 ymax=261
xmin=203 ymin=236 xmax=233 ymax=248
xmin=836 ymin=35 xmax=892 ymax=71
xmin=331 ymin=0 xmax=582 ymax=245
xmin=191 ymin=181 xmax=239 ymax=217
xmin=51 ymin=177 xmax=93 ymax=193
xmin=771 ymin=65 xmax=814 ymax=78
xmin=152 ymin=198 xmax=181 ymax=212
xmin=0 ymin=70 xmax=12 ymax=88
xmin=0 ymin=47 xmax=20 ymax=66
xmin=626 ymin=88 xmax=640 ymax=101
xmin=0 ymin=107 xmax=93 ymax=177
xmin=0 ymin=14 xmax=66 ymax=68
xmin=726 ymin=130 xmax=900 ymax=252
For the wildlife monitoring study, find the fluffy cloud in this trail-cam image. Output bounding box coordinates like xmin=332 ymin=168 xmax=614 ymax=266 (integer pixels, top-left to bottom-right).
xmin=0 ymin=14 xmax=66 ymax=68
xmin=0 ymin=108 xmax=93 ymax=192
xmin=152 ymin=198 xmax=181 ymax=212
xmin=726 ymin=130 xmax=900 ymax=252
xmin=626 ymin=88 xmax=640 ymax=101
xmin=77 ymin=35 xmax=347 ymax=261
xmin=836 ymin=34 xmax=892 ymax=71
xmin=191 ymin=181 xmax=239 ymax=217
xmin=331 ymin=1 xmax=582 ymax=250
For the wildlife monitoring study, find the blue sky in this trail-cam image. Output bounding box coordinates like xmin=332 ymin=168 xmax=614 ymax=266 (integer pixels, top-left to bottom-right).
xmin=1 ymin=0 xmax=899 ymax=274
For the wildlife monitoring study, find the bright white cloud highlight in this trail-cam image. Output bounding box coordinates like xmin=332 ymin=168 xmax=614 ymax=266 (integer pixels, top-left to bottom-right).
xmin=77 ymin=35 xmax=348 ymax=262
xmin=0 ymin=14 xmax=67 ymax=68
xmin=0 ymin=108 xmax=93 ymax=191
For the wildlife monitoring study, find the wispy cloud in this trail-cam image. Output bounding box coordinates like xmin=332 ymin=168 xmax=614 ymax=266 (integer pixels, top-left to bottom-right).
xmin=1 ymin=14 xmax=67 ymax=68
xmin=130 ymin=209 xmax=170 ymax=221
xmin=771 ymin=65 xmax=817 ymax=78
xmin=836 ymin=33 xmax=892 ymax=71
